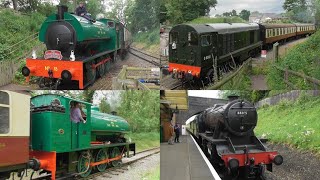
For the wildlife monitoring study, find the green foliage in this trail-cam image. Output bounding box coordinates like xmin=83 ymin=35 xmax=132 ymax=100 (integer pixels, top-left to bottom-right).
xmin=0 ymin=9 xmax=45 ymax=62
xmin=125 ymin=0 xmax=159 ymax=34
xmin=133 ymin=28 xmax=159 ymax=46
xmin=142 ymin=164 xmax=160 ymax=180
xmin=162 ymin=0 xmax=217 ymax=24
xmin=118 ymin=90 xmax=159 ymax=133
xmin=217 ymin=63 xmax=252 ymax=90
xmin=267 ymin=31 xmax=320 ymax=89
xmin=239 ymin=9 xmax=250 ymax=21
xmin=255 ymin=95 xmax=320 ymax=154
xmin=188 ymin=16 xmax=245 ymax=24
xmin=125 ymin=132 xmax=159 ymax=152
xmin=283 ymin=0 xmax=313 ymax=23
xmin=99 ymin=99 xmax=111 ymax=113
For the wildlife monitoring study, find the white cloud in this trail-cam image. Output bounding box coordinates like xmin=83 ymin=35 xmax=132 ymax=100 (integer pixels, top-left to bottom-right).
xmin=210 ymin=0 xmax=286 ymax=16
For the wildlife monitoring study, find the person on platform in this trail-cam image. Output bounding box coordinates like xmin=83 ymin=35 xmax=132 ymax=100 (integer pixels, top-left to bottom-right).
xmin=75 ymin=2 xmax=96 ymax=22
xmin=70 ymin=102 xmax=87 ymax=123
xmin=174 ymin=123 xmax=180 ymax=143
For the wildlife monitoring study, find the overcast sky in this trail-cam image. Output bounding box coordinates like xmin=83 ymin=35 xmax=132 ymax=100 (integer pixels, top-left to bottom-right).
xmin=188 ymin=90 xmax=221 ymax=99
xmin=210 ymin=0 xmax=286 ymax=16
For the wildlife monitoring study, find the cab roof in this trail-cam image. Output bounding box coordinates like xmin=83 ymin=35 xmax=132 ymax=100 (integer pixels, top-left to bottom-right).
xmin=172 ymin=23 xmax=260 ymax=35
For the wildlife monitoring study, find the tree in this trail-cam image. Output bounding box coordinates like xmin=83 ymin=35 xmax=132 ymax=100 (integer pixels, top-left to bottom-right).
xmin=283 ymin=0 xmax=307 ymax=12
xmin=99 ymin=98 xmax=111 ymax=113
xmin=163 ymin=0 xmax=217 ymax=24
xmin=283 ymin=0 xmax=313 ymax=22
xmin=231 ymin=9 xmax=237 ymax=16
xmin=239 ymin=9 xmax=250 ymax=21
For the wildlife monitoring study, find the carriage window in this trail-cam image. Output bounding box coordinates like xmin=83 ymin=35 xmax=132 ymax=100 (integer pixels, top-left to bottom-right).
xmin=0 ymin=91 xmax=9 ymax=105
xmin=201 ymin=35 xmax=212 ymax=46
xmin=0 ymin=91 xmax=9 ymax=134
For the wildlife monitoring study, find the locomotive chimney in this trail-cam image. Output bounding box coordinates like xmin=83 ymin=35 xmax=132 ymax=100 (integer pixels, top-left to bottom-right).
xmin=227 ymin=95 xmax=239 ymax=102
xmin=57 ymin=5 xmax=68 ymax=20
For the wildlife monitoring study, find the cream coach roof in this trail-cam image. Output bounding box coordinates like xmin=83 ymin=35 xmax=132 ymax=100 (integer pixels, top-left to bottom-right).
xmin=0 ymin=91 xmax=30 ymax=137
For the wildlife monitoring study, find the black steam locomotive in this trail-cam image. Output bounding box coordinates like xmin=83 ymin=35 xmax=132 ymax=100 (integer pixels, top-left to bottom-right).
xmin=187 ymin=96 xmax=283 ymax=179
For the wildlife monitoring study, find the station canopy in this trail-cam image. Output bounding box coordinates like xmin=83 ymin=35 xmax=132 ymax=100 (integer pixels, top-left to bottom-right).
xmin=160 ymin=90 xmax=188 ymax=110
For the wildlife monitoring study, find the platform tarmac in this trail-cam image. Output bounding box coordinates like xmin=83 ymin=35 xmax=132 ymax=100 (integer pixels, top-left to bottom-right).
xmin=160 ymin=135 xmax=221 ymax=180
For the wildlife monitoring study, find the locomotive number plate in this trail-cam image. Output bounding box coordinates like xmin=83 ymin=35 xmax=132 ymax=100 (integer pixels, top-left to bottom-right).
xmin=236 ymin=111 xmax=248 ymax=115
xmin=44 ymin=50 xmax=63 ymax=60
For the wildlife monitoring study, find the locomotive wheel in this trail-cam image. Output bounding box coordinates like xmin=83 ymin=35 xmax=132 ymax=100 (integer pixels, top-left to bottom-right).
xmin=97 ymin=60 xmax=106 ymax=77
xmin=85 ymin=62 xmax=96 ymax=85
xmin=77 ymin=151 xmax=93 ymax=177
xmin=105 ymin=60 xmax=111 ymax=73
xmin=112 ymin=51 xmax=118 ymax=62
xmin=110 ymin=147 xmax=122 ymax=167
xmin=95 ymin=149 xmax=108 ymax=172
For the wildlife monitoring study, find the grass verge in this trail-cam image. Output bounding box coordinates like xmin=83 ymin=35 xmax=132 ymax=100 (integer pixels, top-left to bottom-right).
xmin=132 ymin=28 xmax=159 ymax=55
xmin=266 ymin=31 xmax=320 ymax=89
xmin=126 ymin=132 xmax=160 ymax=152
xmin=141 ymin=164 xmax=160 ymax=180
xmin=255 ymin=94 xmax=320 ymax=155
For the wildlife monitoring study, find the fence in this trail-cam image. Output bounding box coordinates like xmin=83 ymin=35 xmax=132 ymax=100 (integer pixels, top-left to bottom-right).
xmin=207 ymin=58 xmax=252 ymax=90
xmin=274 ymin=66 xmax=320 ymax=89
xmin=0 ymin=32 xmax=43 ymax=87
xmin=112 ymin=65 xmax=160 ymax=90
xmin=255 ymin=90 xmax=320 ymax=108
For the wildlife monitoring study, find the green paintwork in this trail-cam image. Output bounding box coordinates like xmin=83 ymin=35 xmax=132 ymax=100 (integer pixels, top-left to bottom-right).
xmin=91 ymin=108 xmax=130 ymax=133
xmin=31 ymin=94 xmax=130 ymax=153
xmin=39 ymin=13 xmax=121 ymax=52
xmin=31 ymin=94 xmax=91 ymax=153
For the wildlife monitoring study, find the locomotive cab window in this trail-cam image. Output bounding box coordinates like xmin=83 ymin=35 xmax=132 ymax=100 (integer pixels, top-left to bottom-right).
xmin=0 ymin=91 xmax=10 ymax=134
xmin=189 ymin=32 xmax=198 ymax=46
xmin=70 ymin=101 xmax=87 ymax=123
xmin=201 ymin=35 xmax=212 ymax=47
xmin=170 ymin=32 xmax=179 ymax=44
xmin=108 ymin=21 xmax=115 ymax=28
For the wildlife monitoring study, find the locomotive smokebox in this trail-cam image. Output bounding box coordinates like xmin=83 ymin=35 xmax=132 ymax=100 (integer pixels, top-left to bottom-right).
xmin=57 ymin=5 xmax=68 ymax=20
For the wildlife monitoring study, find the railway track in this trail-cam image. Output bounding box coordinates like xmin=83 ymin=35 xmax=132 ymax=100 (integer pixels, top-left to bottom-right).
xmin=75 ymin=147 xmax=160 ymax=180
xmin=129 ymin=47 xmax=161 ymax=67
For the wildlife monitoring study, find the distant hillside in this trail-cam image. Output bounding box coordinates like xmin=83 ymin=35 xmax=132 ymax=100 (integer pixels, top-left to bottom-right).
xmin=255 ymin=95 xmax=320 ymax=155
xmin=188 ymin=16 xmax=245 ymax=24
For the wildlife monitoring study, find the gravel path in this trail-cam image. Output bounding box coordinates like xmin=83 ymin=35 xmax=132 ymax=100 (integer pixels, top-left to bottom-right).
xmin=265 ymin=144 xmax=320 ymax=180
xmin=93 ymin=153 xmax=160 ymax=180
xmin=250 ymin=75 xmax=268 ymax=90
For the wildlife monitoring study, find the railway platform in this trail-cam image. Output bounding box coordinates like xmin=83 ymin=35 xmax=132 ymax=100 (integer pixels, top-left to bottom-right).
xmin=160 ymin=135 xmax=221 ymax=180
